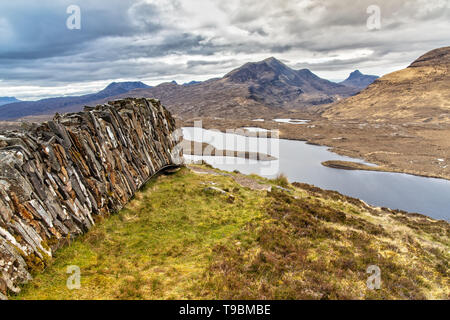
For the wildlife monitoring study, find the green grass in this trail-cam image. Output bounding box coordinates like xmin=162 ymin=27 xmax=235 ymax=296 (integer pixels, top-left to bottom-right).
xmin=273 ymin=173 xmax=290 ymax=188
xmin=12 ymin=166 xmax=449 ymax=300
xmin=13 ymin=168 xmax=266 ymax=300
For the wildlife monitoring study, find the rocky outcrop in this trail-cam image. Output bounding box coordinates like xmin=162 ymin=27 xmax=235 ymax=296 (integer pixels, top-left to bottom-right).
xmin=0 ymin=98 xmax=183 ymax=296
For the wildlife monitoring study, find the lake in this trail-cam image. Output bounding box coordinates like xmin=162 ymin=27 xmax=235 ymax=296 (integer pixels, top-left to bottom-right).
xmin=182 ymin=127 xmax=450 ymax=221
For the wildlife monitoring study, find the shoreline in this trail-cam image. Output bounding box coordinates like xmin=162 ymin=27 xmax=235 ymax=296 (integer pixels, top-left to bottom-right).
xmin=181 ymin=139 xmax=277 ymax=161
xmin=320 ymin=160 xmax=450 ymax=180
xmin=180 ymin=125 xmax=450 ymax=182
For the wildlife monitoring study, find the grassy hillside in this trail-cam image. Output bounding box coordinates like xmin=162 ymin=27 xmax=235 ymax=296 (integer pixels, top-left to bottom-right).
xmin=323 ymin=47 xmax=450 ymax=123
xmin=12 ymin=166 xmax=449 ymax=300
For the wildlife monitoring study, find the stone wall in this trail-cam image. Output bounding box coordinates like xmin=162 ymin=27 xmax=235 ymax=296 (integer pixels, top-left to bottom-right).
xmin=0 ymin=98 xmax=183 ymax=297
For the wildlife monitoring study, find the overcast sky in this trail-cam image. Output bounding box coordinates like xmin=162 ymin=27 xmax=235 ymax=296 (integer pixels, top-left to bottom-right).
xmin=0 ymin=0 xmax=449 ymax=100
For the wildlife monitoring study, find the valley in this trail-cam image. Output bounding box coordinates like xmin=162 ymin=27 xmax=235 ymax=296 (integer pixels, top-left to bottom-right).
xmin=178 ymin=47 xmax=450 ymax=183
xmin=187 ymin=115 xmax=450 ymax=182
xmin=4 ymin=48 xmax=447 ymax=186
xmin=182 ymin=127 xmax=450 ymax=221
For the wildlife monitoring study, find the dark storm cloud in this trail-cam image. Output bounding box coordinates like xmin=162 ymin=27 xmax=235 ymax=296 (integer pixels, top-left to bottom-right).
xmin=0 ymin=0 xmax=449 ymax=99
xmin=0 ymin=0 xmax=144 ymax=60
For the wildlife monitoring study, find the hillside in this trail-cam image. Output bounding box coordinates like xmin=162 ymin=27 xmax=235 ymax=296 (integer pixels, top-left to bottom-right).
xmin=324 ymin=47 xmax=450 ymax=123
xmin=12 ymin=165 xmax=449 ymax=300
xmin=0 ymin=82 xmax=150 ymax=120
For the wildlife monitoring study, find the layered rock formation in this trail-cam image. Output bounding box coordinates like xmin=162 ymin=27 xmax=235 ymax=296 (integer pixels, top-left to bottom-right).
xmin=0 ymin=98 xmax=183 ymax=297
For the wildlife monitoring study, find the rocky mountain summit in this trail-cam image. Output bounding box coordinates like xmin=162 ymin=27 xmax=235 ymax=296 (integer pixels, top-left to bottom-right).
xmin=0 ymin=98 xmax=182 ymax=297
xmin=324 ymin=46 xmax=450 ymax=123
xmin=223 ymin=57 xmax=358 ymax=107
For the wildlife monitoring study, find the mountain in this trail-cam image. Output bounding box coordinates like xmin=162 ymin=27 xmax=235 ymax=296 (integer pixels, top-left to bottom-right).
xmin=324 ymin=47 xmax=450 ymax=123
xmin=340 ymin=70 xmax=379 ymax=89
xmin=0 ymin=81 xmax=150 ymax=120
xmin=223 ymin=57 xmax=358 ymax=106
xmin=0 ymin=97 xmax=21 ymax=106
xmin=183 ymin=81 xmax=202 ymax=86
xmin=97 ymin=81 xmax=151 ymax=96
xmin=105 ymin=57 xmax=360 ymax=119
xmin=0 ymin=58 xmax=361 ymax=121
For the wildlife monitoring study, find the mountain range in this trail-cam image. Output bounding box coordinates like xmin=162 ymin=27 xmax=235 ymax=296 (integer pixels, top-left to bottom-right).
xmin=0 ymin=58 xmax=377 ymax=121
xmin=0 ymin=82 xmax=150 ymax=120
xmin=0 ymin=97 xmax=21 ymax=106
xmin=324 ymin=46 xmax=450 ymax=123
xmin=104 ymin=58 xmax=377 ymax=119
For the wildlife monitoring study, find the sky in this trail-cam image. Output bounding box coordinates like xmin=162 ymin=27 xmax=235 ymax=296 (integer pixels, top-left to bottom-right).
xmin=0 ymin=0 xmax=449 ymax=100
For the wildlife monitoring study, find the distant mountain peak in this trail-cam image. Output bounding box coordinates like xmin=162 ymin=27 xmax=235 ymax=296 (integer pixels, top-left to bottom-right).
xmin=183 ymin=81 xmax=201 ymax=86
xmin=225 ymin=57 xmax=296 ymax=84
xmin=325 ymin=46 xmax=450 ymax=123
xmin=0 ymin=97 xmax=21 ymax=107
xmin=97 ymin=81 xmax=151 ymax=98
xmin=263 ymin=57 xmax=285 ymax=66
xmin=340 ymin=70 xmax=379 ymax=90
xmin=219 ymin=57 xmax=358 ymax=108
xmin=103 ymin=81 xmax=150 ymax=91
xmin=349 ymin=70 xmax=363 ymax=77
xmin=263 ymin=56 xmax=278 ymax=62
xmin=0 ymin=81 xmax=151 ymax=120
xmin=265 ymin=57 xmax=294 ymax=70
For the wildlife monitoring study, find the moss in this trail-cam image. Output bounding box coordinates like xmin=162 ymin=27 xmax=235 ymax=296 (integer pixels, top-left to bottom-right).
xmin=24 ymin=253 xmax=46 ymax=273
xmin=13 ymin=235 xmax=23 ymax=244
xmin=46 ymin=237 xmax=59 ymax=247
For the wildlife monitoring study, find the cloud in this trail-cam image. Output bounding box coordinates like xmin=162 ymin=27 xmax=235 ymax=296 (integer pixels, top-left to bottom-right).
xmin=0 ymin=0 xmax=448 ymax=99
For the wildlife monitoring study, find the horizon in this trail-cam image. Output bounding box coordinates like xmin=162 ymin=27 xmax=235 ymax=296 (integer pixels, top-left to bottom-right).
xmin=2 ymin=58 xmax=381 ymax=102
xmin=0 ymin=0 xmax=449 ymax=100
